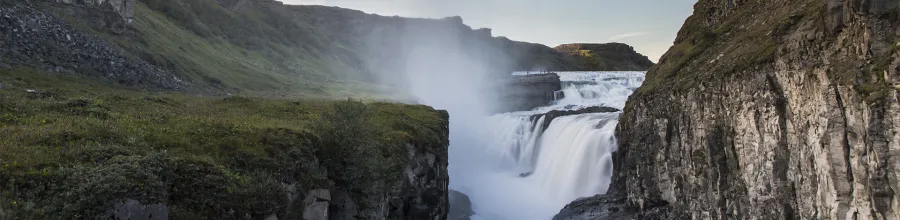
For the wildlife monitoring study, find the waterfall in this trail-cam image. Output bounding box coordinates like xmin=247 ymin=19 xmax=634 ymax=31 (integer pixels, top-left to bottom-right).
xmin=456 ymin=71 xmax=645 ymax=220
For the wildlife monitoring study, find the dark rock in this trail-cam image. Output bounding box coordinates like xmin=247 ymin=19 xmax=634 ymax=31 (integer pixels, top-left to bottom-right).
xmin=422 ymin=187 xmax=442 ymax=207
xmin=531 ymin=106 xmax=620 ymax=131
xmin=554 ymin=193 xmax=672 ymax=220
xmin=108 ymin=199 xmax=168 ymax=220
xmin=448 ymin=190 xmax=474 ymax=220
xmin=302 ymin=189 xmax=330 ymax=220
xmin=493 ymin=73 xmax=562 ymax=113
xmin=328 ymin=190 xmax=357 ymax=220
xmin=408 ymin=204 xmax=434 ymax=220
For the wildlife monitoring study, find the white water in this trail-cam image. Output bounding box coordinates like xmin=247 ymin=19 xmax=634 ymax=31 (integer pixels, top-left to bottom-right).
xmin=450 ymin=71 xmax=645 ymax=220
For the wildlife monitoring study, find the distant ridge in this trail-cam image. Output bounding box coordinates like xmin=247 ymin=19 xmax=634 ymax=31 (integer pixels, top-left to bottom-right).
xmin=554 ymin=43 xmax=655 ymax=71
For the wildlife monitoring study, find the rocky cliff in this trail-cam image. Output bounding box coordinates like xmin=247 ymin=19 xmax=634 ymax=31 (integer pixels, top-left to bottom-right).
xmin=554 ymin=43 xmax=655 ymax=71
xmin=558 ymin=0 xmax=900 ymax=219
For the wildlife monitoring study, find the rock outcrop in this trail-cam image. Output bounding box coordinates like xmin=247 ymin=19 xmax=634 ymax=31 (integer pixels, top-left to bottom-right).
xmin=559 ymin=0 xmax=900 ymax=219
xmin=554 ymin=43 xmax=655 ymax=71
xmin=448 ymin=190 xmax=474 ymax=220
xmin=530 ymin=106 xmax=620 ymax=131
xmin=492 ymin=73 xmax=562 ymax=113
xmin=108 ymin=199 xmax=168 ymax=220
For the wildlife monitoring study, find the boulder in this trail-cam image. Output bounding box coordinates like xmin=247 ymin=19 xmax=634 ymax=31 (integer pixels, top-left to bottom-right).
xmin=448 ymin=190 xmax=474 ymax=220
xmin=108 ymin=199 xmax=168 ymax=220
xmin=302 ymin=189 xmax=330 ymax=220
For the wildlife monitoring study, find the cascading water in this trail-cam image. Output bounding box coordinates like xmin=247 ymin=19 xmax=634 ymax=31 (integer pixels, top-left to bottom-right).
xmin=450 ymin=71 xmax=645 ymax=220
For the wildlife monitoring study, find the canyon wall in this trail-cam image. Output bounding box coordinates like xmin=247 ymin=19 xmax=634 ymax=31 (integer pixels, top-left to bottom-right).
xmin=559 ymin=0 xmax=900 ymax=219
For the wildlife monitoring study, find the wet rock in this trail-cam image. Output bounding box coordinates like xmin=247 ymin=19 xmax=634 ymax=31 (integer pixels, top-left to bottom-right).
xmin=108 ymin=199 xmax=168 ymax=220
xmin=530 ymin=106 xmax=620 ymax=131
xmin=448 ymin=190 xmax=474 ymax=220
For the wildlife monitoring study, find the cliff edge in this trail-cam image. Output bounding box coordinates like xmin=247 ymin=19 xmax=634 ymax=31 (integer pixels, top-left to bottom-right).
xmin=559 ymin=0 xmax=900 ymax=219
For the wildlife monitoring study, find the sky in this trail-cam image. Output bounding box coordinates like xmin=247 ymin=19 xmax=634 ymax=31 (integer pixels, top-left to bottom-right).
xmin=280 ymin=0 xmax=697 ymax=62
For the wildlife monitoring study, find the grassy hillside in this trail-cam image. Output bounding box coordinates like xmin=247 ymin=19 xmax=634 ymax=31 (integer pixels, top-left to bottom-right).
xmin=26 ymin=0 xmax=575 ymax=99
xmin=0 ymin=68 xmax=448 ymax=218
xmin=554 ymin=43 xmax=655 ymax=71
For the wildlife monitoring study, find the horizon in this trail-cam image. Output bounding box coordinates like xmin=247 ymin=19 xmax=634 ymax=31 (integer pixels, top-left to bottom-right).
xmin=280 ymin=0 xmax=697 ymax=62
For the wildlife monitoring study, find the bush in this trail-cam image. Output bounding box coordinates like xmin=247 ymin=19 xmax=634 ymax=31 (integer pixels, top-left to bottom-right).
xmin=314 ymin=99 xmax=381 ymax=188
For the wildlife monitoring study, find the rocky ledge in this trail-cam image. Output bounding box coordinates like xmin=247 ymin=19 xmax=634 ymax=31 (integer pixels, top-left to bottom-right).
xmin=530 ymin=106 xmax=620 ymax=131
xmin=492 ymin=73 xmax=562 ymax=113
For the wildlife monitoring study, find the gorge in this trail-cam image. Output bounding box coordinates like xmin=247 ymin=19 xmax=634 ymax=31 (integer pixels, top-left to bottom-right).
xmin=557 ymin=0 xmax=900 ymax=219
xmin=7 ymin=0 xmax=898 ymax=219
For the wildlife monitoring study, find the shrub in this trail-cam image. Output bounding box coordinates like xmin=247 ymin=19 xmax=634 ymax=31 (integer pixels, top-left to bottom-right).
xmin=314 ymin=99 xmax=380 ymax=189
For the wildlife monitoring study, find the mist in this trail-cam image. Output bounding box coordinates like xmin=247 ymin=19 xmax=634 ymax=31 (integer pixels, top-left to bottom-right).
xmin=349 ymin=15 xmax=575 ymax=219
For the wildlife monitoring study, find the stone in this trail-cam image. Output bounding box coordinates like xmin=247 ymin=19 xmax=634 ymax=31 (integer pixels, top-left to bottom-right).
xmin=305 ymin=189 xmax=331 ymax=202
xmin=301 ymin=189 xmax=330 ymax=220
xmin=328 ymin=190 xmax=358 ymax=220
xmin=302 ymin=202 xmax=328 ymax=220
xmin=0 ymin=1 xmax=183 ymax=89
xmin=448 ymin=190 xmax=474 ymax=220
xmin=108 ymin=199 xmax=168 ymax=220
xmin=530 ymin=106 xmax=620 ymax=131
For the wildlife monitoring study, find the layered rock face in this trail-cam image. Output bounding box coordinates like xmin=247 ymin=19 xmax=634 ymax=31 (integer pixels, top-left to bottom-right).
xmin=562 ymin=0 xmax=900 ymax=219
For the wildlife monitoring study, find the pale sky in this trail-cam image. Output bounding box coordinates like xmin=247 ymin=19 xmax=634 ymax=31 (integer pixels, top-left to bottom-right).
xmin=280 ymin=0 xmax=697 ymax=62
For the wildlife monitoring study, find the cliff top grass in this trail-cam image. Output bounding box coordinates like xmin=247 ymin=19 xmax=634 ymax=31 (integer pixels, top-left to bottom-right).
xmin=0 ymin=68 xmax=449 ymax=218
xmin=634 ymin=0 xmax=823 ymax=96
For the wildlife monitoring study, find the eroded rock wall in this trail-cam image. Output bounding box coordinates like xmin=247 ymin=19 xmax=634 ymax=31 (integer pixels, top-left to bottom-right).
xmin=563 ymin=0 xmax=900 ymax=219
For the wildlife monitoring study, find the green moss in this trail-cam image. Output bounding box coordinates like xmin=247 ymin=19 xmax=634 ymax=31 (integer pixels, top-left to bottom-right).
xmin=0 ymin=69 xmax=448 ymax=218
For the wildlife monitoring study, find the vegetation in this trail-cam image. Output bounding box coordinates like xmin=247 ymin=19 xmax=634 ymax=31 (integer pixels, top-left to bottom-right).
xmin=30 ymin=0 xmax=576 ymax=99
xmin=0 ymin=68 xmax=448 ymax=219
xmin=634 ymin=1 xmax=815 ymax=95
xmin=553 ymin=43 xmax=654 ymax=71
